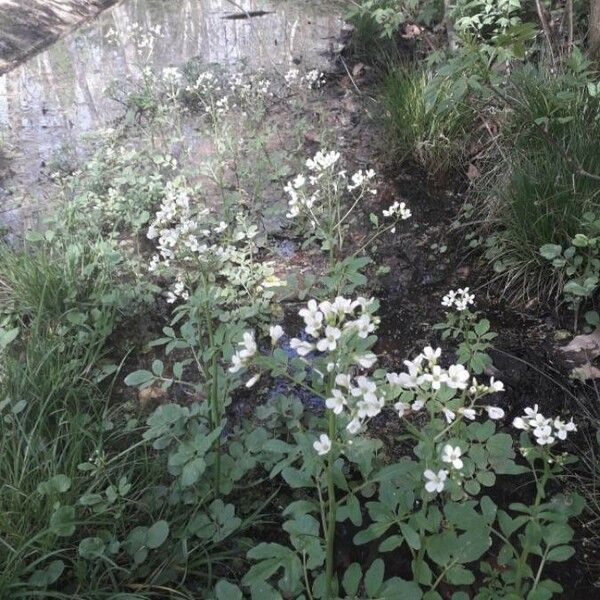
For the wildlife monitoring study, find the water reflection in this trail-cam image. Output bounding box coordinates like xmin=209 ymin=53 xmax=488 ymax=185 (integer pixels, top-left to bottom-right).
xmin=0 ymin=0 xmax=344 ymax=228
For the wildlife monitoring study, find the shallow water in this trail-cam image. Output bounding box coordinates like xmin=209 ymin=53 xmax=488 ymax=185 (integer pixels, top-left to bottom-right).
xmin=0 ymin=0 xmax=345 ymax=229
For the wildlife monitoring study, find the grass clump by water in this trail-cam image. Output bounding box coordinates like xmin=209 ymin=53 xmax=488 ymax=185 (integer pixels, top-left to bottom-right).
xmin=472 ymin=66 xmax=600 ymax=305
xmin=378 ymin=66 xmax=474 ymax=178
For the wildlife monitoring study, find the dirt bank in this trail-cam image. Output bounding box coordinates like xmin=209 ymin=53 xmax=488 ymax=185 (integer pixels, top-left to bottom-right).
xmin=0 ymin=0 xmax=119 ymax=74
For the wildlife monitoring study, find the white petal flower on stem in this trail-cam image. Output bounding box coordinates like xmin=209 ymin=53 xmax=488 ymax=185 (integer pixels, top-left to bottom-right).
xmin=316 ymin=326 xmax=342 ymax=352
xmin=423 ymin=365 xmax=448 ymax=390
xmin=489 ymin=377 xmax=505 ymax=392
xmin=351 ymin=376 xmax=377 ymax=398
xmin=394 ymin=401 xmax=410 ymax=417
xmin=412 ymin=399 xmax=425 ymax=412
xmin=346 ymin=417 xmax=363 ymax=434
xmin=485 ymin=406 xmax=505 ymax=420
xmin=512 ymin=416 xmax=529 ymax=430
xmin=524 ymin=405 xmax=541 ymax=420
xmin=553 ymin=417 xmax=576 ymax=440
xmin=313 ymin=434 xmax=332 ymax=456
xmin=422 ymin=346 xmax=441 ymax=362
xmin=335 ymin=373 xmax=351 ymax=388
xmin=290 ymin=338 xmax=314 ymax=357
xmin=325 ymin=389 xmax=347 ymax=415
xmin=269 ymin=325 xmax=284 ymax=344
xmin=354 ymin=352 xmax=377 ymax=369
xmin=424 ymin=469 xmax=448 ymax=494
xmin=246 ymin=373 xmax=260 ymax=388
xmin=446 ymin=364 xmax=470 ymax=390
xmin=441 ymin=445 xmax=463 ymax=470
xmin=442 ymin=408 xmax=456 ymax=423
xmin=460 ymin=407 xmax=477 ymax=420
xmin=392 ymin=368 xmax=423 ymax=389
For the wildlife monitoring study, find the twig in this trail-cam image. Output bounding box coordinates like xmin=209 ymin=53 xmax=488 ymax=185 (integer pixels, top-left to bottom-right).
xmin=534 ymin=0 xmax=556 ymax=67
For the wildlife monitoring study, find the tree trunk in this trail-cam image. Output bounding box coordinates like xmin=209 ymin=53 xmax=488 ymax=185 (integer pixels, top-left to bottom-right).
xmin=590 ymin=0 xmax=600 ymax=61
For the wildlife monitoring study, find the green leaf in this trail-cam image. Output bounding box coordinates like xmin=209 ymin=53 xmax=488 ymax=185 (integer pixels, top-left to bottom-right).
xmin=37 ymin=474 xmax=71 ymax=495
xmin=215 ymin=580 xmax=243 ymax=600
xmin=400 ymin=522 xmax=421 ymax=550
xmin=365 ymin=558 xmax=384 ymax=596
xmin=50 ymin=506 xmax=76 ymax=537
xmin=146 ymin=520 xmax=169 ymax=549
xmin=539 ymin=244 xmax=563 ymax=260
xmin=342 ymin=563 xmax=362 ymax=596
xmin=78 ymin=537 xmax=105 ymax=559
xmin=0 ymin=326 xmax=19 ymax=349
xmin=124 ymin=370 xmax=154 ymax=386
xmin=546 ymin=545 xmax=575 ymax=562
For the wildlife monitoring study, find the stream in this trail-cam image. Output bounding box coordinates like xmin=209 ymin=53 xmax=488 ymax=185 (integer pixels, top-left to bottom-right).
xmin=0 ymin=0 xmax=345 ymax=230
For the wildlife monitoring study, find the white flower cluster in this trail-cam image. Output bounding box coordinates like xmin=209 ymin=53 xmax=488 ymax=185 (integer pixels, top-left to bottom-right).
xmin=161 ymin=67 xmax=183 ymax=86
xmin=512 ymin=405 xmax=576 ymax=446
xmin=228 ymin=71 xmax=272 ymax=103
xmin=290 ymin=296 xmax=378 ymax=356
xmin=186 ymin=71 xmax=222 ymax=97
xmin=284 ymin=149 xmax=381 ymax=221
xmin=284 ymin=68 xmax=326 ymax=90
xmin=387 ymin=347 xmax=504 ymax=423
xmin=306 ymin=150 xmax=341 ymax=173
xmin=442 ymin=288 xmax=475 ymax=312
xmin=105 ymin=23 xmax=163 ymax=55
xmin=382 ymin=200 xmax=411 ymax=220
xmin=229 ymin=332 xmax=258 ymax=374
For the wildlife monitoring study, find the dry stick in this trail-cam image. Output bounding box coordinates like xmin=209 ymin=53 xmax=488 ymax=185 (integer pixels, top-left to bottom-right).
xmin=567 ymin=0 xmax=574 ymax=51
xmin=534 ymin=0 xmax=556 ymax=67
xmin=223 ymin=0 xmax=279 ymax=73
xmin=488 ymin=82 xmax=600 ymax=183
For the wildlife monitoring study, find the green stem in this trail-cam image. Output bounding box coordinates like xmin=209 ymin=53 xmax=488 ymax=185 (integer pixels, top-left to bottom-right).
xmin=325 ymin=411 xmax=337 ymax=599
xmin=200 ymin=274 xmax=221 ymax=496
xmin=514 ymin=459 xmax=550 ymax=595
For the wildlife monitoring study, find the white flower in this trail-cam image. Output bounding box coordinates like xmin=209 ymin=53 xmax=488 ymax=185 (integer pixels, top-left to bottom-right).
xmin=441 ymin=445 xmax=463 ymax=470
xmin=534 ymin=429 xmax=555 ymax=446
xmin=316 ymin=326 xmax=342 ymax=352
xmin=246 ymin=373 xmax=260 ymax=388
xmin=354 ymin=352 xmax=377 ymax=369
xmin=306 ymin=150 xmax=340 ymax=172
xmin=325 ymin=389 xmax=346 ymax=415
xmin=424 ymin=469 xmax=448 ymax=494
xmin=335 ymin=373 xmax=351 ymax=388
xmin=299 ymin=299 xmax=324 ymax=337
xmin=382 ymin=200 xmax=411 ymax=220
xmin=351 ymin=376 xmax=377 ymax=398
xmin=346 ymin=417 xmax=363 ymax=434
xmin=442 ymin=407 xmax=456 ymax=423
xmin=313 ymin=434 xmax=332 ymax=456
xmin=512 ymin=417 xmax=529 ymax=430
xmin=422 ymin=346 xmax=441 ymax=362
xmin=489 ymin=377 xmax=505 ymax=392
xmin=553 ymin=417 xmax=576 ymax=440
xmin=229 ymin=331 xmax=257 ymax=373
xmin=446 ymin=364 xmax=470 ymax=390
xmin=460 ymin=407 xmax=477 ymax=420
xmin=442 ymin=288 xmax=475 ymax=312
xmin=388 ymin=370 xmax=419 ymax=388
xmin=290 ymin=338 xmax=314 ymax=357
xmin=269 ymin=325 xmax=284 ymax=344
xmin=524 ymin=405 xmax=541 ymax=420
xmin=347 ymin=314 xmax=375 ymax=338
xmin=412 ymin=399 xmax=425 ymax=412
xmin=356 ymin=395 xmax=384 ymax=419
xmin=229 ymin=353 xmax=244 ymax=374
xmin=485 ymin=406 xmax=505 ymax=420
xmin=423 ymin=365 xmax=448 ymax=390
xmin=394 ymin=401 xmax=410 ymax=417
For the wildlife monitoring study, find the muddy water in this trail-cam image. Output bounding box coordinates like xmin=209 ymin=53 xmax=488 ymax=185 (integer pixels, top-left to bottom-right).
xmin=0 ymin=0 xmax=345 ymax=229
